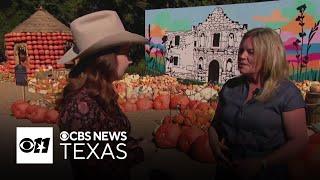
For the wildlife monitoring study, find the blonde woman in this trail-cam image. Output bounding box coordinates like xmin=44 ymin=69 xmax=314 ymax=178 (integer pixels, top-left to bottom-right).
xmin=209 ymin=28 xmax=308 ymax=180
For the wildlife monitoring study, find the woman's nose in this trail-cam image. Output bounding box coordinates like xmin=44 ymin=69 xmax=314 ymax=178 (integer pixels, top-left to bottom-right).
xmin=239 ymin=51 xmax=247 ymax=60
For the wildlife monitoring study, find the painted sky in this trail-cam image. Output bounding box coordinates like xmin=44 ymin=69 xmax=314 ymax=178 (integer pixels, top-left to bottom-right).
xmin=145 ymin=0 xmax=320 ymax=33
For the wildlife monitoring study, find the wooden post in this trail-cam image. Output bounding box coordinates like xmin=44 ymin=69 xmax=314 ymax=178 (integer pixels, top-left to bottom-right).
xmin=22 ymin=86 xmax=26 ymax=101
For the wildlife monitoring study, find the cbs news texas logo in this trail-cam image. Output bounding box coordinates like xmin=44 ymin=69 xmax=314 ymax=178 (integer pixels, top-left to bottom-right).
xmin=16 ymin=127 xmax=53 ymax=164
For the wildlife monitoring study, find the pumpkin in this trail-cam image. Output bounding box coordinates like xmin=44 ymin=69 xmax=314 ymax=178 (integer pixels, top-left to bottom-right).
xmin=181 ymin=109 xmax=197 ymax=125
xmin=33 ymin=49 xmax=39 ymax=55
xmin=39 ymin=49 xmax=44 ymax=55
xmin=6 ymin=50 xmax=14 ymax=56
xmin=310 ymin=85 xmax=320 ymax=93
xmin=119 ymin=104 xmax=126 ymax=112
xmin=6 ymin=45 xmax=14 ymax=50
xmin=28 ymin=49 xmax=35 ymax=55
xmin=8 ymin=60 xmax=15 ymax=65
xmin=123 ymin=102 xmax=137 ymax=112
xmin=44 ymin=109 xmax=59 ymax=124
xmin=153 ymin=95 xmax=170 ymax=110
xmin=170 ymin=95 xmax=190 ymax=109
xmin=114 ymin=82 xmax=126 ymax=94
xmin=163 ymin=116 xmax=173 ymax=124
xmin=25 ymin=105 xmax=38 ymax=119
xmin=11 ymin=100 xmax=29 ymax=119
xmin=172 ymin=114 xmax=185 ymax=125
xmin=136 ymin=98 xmax=153 ymax=111
xmin=29 ymin=106 xmax=48 ymax=123
xmin=155 ymin=123 xmax=181 ymax=148
xmin=127 ymin=96 xmax=138 ymax=104
xmin=190 ymin=133 xmax=215 ymax=163
xmin=178 ymin=126 xmax=204 ymax=153
xmin=197 ymin=102 xmax=212 ymax=112
xmin=188 ymin=100 xmax=201 ymax=109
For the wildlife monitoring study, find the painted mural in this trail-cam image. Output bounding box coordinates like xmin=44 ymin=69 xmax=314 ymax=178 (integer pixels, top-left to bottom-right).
xmin=145 ymin=0 xmax=320 ymax=83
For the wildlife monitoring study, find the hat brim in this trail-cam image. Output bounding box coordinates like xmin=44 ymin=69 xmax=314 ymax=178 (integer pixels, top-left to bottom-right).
xmin=58 ymin=31 xmax=148 ymax=64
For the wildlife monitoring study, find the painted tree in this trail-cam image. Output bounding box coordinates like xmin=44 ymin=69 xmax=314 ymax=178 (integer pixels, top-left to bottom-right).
xmin=293 ymin=4 xmax=320 ymax=81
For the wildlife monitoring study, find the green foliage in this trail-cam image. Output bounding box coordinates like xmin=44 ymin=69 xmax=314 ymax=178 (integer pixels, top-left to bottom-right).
xmin=0 ymin=0 xmax=272 ymax=59
xmin=177 ymin=78 xmax=206 ymax=85
xmin=126 ymin=59 xmax=147 ymax=76
xmin=126 ymin=58 xmax=165 ymax=76
xmin=290 ymin=69 xmax=320 ymax=81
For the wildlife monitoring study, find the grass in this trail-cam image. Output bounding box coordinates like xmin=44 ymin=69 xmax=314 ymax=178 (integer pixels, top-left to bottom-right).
xmin=289 ymin=69 xmax=320 ymax=81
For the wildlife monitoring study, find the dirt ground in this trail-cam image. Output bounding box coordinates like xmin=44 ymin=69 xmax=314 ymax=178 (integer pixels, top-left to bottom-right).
xmin=0 ymin=82 xmax=215 ymax=180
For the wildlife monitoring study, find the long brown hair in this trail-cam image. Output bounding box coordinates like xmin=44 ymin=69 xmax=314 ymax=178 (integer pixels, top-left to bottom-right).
xmin=61 ymin=48 xmax=120 ymax=113
xmin=240 ymin=28 xmax=289 ymax=102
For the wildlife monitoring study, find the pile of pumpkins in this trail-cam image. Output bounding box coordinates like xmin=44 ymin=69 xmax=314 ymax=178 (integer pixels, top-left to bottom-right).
xmin=154 ymin=124 xmax=215 ymax=164
xmin=4 ymin=32 xmax=72 ymax=74
xmin=10 ymin=100 xmax=59 ymax=124
xmin=0 ymin=64 xmax=12 ymax=82
xmin=162 ymin=100 xmax=217 ymax=130
xmin=114 ymin=74 xmax=220 ymax=112
xmin=153 ymin=100 xmax=217 ymax=163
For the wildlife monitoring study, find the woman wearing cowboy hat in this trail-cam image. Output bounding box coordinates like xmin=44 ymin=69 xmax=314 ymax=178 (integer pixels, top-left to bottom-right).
xmin=58 ymin=11 xmax=147 ymax=179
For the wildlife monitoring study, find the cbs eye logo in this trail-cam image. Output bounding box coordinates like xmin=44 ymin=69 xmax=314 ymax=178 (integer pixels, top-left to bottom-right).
xmin=19 ymin=138 xmax=50 ymax=153
xmin=16 ymin=127 xmax=53 ymax=164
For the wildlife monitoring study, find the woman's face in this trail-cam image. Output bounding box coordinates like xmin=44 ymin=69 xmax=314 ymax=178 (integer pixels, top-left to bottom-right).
xmin=238 ymin=37 xmax=261 ymax=76
xmin=116 ymin=45 xmax=132 ymax=78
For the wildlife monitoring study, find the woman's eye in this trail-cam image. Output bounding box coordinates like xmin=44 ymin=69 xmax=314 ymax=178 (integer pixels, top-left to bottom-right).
xmin=248 ymin=49 xmax=254 ymax=54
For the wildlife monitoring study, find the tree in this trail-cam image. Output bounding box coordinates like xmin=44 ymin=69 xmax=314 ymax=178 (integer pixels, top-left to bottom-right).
xmin=0 ymin=0 xmax=272 ymax=58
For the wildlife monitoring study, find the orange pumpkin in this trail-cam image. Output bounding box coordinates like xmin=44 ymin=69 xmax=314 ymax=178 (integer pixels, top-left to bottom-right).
xmin=114 ymin=82 xmax=126 ymax=94
xmin=197 ymin=102 xmax=211 ymax=112
xmin=29 ymin=106 xmax=48 ymax=123
xmin=153 ymin=95 xmax=170 ymax=110
xmin=188 ymin=100 xmax=201 ymax=109
xmin=178 ymin=126 xmax=204 ymax=153
xmin=44 ymin=109 xmax=59 ymax=124
xmin=163 ymin=116 xmax=173 ymax=124
xmin=172 ymin=114 xmax=185 ymax=125
xmin=136 ymin=98 xmax=153 ymax=111
xmin=170 ymin=95 xmax=190 ymax=109
xmin=181 ymin=109 xmax=197 ymax=125
xmin=11 ymin=100 xmax=29 ymax=119
xmin=123 ymin=102 xmax=137 ymax=112
xmin=155 ymin=124 xmax=181 ymax=148
xmin=190 ymin=133 xmax=215 ymax=163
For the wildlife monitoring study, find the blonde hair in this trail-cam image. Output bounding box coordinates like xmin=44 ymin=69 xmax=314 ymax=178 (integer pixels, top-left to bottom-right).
xmin=241 ymin=27 xmax=289 ymax=102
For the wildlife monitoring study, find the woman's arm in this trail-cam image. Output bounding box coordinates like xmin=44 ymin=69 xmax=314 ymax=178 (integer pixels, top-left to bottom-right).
xmin=209 ymin=102 xmax=222 ymax=152
xmin=263 ymin=108 xmax=308 ymax=166
xmin=208 ymin=103 xmax=230 ymax=164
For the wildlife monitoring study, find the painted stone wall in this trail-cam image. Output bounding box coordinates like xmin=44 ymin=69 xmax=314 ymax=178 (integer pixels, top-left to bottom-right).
xmin=145 ymin=0 xmax=320 ymax=83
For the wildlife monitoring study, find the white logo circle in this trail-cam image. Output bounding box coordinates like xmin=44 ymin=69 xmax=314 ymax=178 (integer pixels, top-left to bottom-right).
xmin=60 ymin=131 xmax=69 ymax=141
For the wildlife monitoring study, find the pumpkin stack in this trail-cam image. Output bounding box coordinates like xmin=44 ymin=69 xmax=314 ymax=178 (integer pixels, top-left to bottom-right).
xmin=4 ymin=7 xmax=72 ymax=76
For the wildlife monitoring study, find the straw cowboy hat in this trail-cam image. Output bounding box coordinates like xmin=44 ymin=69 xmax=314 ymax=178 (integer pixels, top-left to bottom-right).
xmin=58 ymin=10 xmax=147 ymax=64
